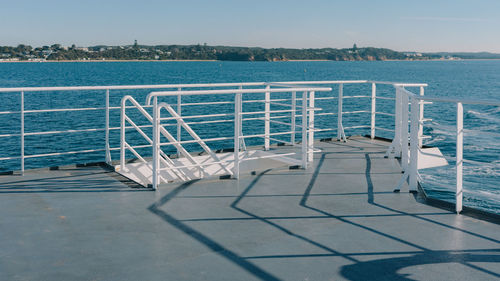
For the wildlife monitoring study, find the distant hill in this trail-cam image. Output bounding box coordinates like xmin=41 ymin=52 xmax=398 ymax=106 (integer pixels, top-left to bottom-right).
xmin=2 ymin=44 xmax=499 ymax=61
xmin=0 ymin=44 xmax=435 ymax=61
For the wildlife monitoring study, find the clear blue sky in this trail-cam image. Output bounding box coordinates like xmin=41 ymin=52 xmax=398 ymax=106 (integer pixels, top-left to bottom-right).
xmin=2 ymin=0 xmax=499 ymax=52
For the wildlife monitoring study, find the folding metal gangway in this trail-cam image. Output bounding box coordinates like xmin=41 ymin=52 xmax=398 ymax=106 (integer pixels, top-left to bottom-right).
xmin=116 ymin=85 xmax=332 ymax=189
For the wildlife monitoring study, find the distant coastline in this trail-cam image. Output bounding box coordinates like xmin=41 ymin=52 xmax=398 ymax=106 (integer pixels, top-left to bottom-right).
xmin=1 ymin=43 xmax=500 ymax=62
xmin=0 ymin=44 xmax=434 ymax=62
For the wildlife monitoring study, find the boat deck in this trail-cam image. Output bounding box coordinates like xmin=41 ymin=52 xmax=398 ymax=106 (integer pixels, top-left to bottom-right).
xmin=1 ymin=137 xmax=499 ymax=281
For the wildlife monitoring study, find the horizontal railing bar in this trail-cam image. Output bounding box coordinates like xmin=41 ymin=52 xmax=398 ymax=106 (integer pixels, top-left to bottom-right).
xmin=2 ymin=118 xmax=238 ymax=137
xmin=159 ymin=113 xmax=234 ymax=121
xmin=25 ymin=128 xmax=107 ymax=136
xmin=0 ymin=80 xmax=427 ymax=94
xmin=268 ymin=80 xmax=368 ymax=85
xmin=269 ymin=119 xmax=293 ymax=126
xmin=374 ymin=127 xmax=395 ymax=132
xmin=0 ymin=98 xmax=323 ymax=115
xmin=269 ymin=102 xmax=296 ymax=108
xmin=0 ymin=133 xmax=21 ymax=138
xmin=25 ymin=107 xmax=105 ymax=113
xmin=375 ymin=96 xmax=396 ymax=100
xmin=182 ymin=119 xmax=233 ymax=125
xmin=343 ymin=110 xmax=370 ymax=114
xmin=315 ymin=112 xmax=337 ymax=116
xmin=0 ymin=111 xmax=20 ymax=115
xmin=375 ymin=112 xmax=395 ymax=116
xmin=0 ymin=155 xmax=21 ymax=160
xmin=240 ymin=109 xmax=294 ymax=115
xmin=312 ymin=128 xmax=335 ymax=132
xmin=369 ymin=81 xmax=428 ymax=87
xmin=414 ymin=96 xmax=500 ymax=106
xmin=159 ymin=136 xmax=233 ymax=146
xmin=23 ymin=148 xmax=107 ymax=158
xmin=243 ymin=98 xmax=290 ymax=104
xmin=180 ymin=101 xmax=234 ymax=106
xmin=242 ymin=115 xmax=290 ymax=122
xmin=242 ymin=131 xmax=294 ymax=139
xmin=344 ymin=125 xmax=370 ymax=129
xmin=0 ymin=82 xmax=266 ymax=93
xmin=342 ymin=95 xmax=371 ymax=99
xmin=146 ymin=87 xmax=332 ymax=104
xmin=180 ymin=97 xmax=321 ymax=107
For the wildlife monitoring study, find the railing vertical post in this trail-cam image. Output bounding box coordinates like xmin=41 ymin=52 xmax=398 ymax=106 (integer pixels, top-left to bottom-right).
xmin=239 ymin=85 xmax=246 ymax=151
xmin=264 ymin=85 xmax=270 ymax=150
xmin=152 ymin=96 xmax=159 ymax=190
xmin=20 ymin=91 xmax=24 ymax=175
xmin=409 ymin=96 xmax=420 ymax=192
xmin=234 ymin=93 xmax=241 ymax=179
xmin=120 ymin=98 xmax=126 ymax=172
xmin=370 ymin=83 xmax=376 ymax=139
xmin=308 ymin=91 xmax=315 ymax=162
xmin=337 ymin=83 xmax=343 ymax=141
xmin=418 ymin=86 xmax=425 ymax=148
xmin=387 ymin=87 xmax=402 ymax=158
xmin=401 ymin=89 xmax=409 ymax=171
xmin=105 ymin=89 xmax=111 ymax=164
xmin=301 ymin=91 xmax=308 ymax=169
xmin=291 ymin=91 xmax=296 ymax=145
xmin=177 ymin=87 xmax=182 ymax=157
xmin=456 ymin=102 xmax=463 ymax=214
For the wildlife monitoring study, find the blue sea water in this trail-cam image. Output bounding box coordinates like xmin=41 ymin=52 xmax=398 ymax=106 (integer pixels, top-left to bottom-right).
xmin=0 ymin=60 xmax=499 ymax=213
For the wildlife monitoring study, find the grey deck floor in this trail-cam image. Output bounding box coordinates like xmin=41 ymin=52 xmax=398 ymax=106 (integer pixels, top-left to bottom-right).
xmin=1 ymin=137 xmax=499 ymax=281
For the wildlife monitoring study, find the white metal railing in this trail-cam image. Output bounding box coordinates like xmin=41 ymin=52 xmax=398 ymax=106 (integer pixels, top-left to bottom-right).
xmin=135 ymin=85 xmax=332 ymax=189
xmin=0 ymin=80 xmax=425 ymax=176
xmin=4 ymin=79 xmax=499 ymax=214
xmin=391 ymin=85 xmax=500 ymax=214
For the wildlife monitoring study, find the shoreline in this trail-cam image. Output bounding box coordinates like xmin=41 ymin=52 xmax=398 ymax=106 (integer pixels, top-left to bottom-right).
xmin=1 ymin=58 xmax=500 ymax=63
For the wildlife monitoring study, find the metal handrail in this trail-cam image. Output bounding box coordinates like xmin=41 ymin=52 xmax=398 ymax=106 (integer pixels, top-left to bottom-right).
xmin=390 ymin=85 xmax=500 ymax=214
xmin=0 ymin=80 xmax=427 ymax=174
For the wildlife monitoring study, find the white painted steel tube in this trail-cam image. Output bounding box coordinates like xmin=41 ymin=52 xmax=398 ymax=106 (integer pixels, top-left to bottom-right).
xmin=0 ymin=82 xmax=265 ymax=93
xmin=456 ymin=102 xmax=463 ymax=214
xmin=302 ymin=91 xmax=308 ymax=169
xmin=177 ymin=87 xmax=182 ymax=157
xmin=238 ymin=85 xmax=246 ymax=151
xmin=389 ymin=87 xmax=403 ymax=158
xmin=409 ymin=97 xmax=420 ymax=192
xmin=152 ymin=97 xmax=159 ymax=190
xmin=308 ymin=91 xmax=315 ymax=162
xmin=264 ymin=85 xmax=270 ymax=150
xmin=234 ymin=93 xmax=241 ymax=179
xmin=145 ymin=87 xmax=332 ymax=105
xmin=337 ymin=84 xmax=343 ymax=140
xmin=401 ymin=90 xmax=409 ymax=171
xmin=371 ymin=83 xmax=376 ymax=139
xmin=120 ymin=97 xmax=126 ymax=172
xmin=20 ymin=91 xmax=24 ymax=174
xmin=105 ymin=89 xmax=111 ymax=164
xmin=418 ymin=86 xmax=425 ymax=147
xmin=291 ymin=91 xmax=296 ymax=144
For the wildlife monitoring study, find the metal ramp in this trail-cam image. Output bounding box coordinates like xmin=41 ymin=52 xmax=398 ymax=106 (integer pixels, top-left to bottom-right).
xmin=119 ymin=150 xmax=301 ymax=187
xmin=114 ymin=85 xmax=330 ymax=188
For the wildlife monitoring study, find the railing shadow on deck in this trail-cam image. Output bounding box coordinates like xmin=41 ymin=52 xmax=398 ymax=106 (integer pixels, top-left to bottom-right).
xmin=145 ymin=147 xmax=500 ymax=281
